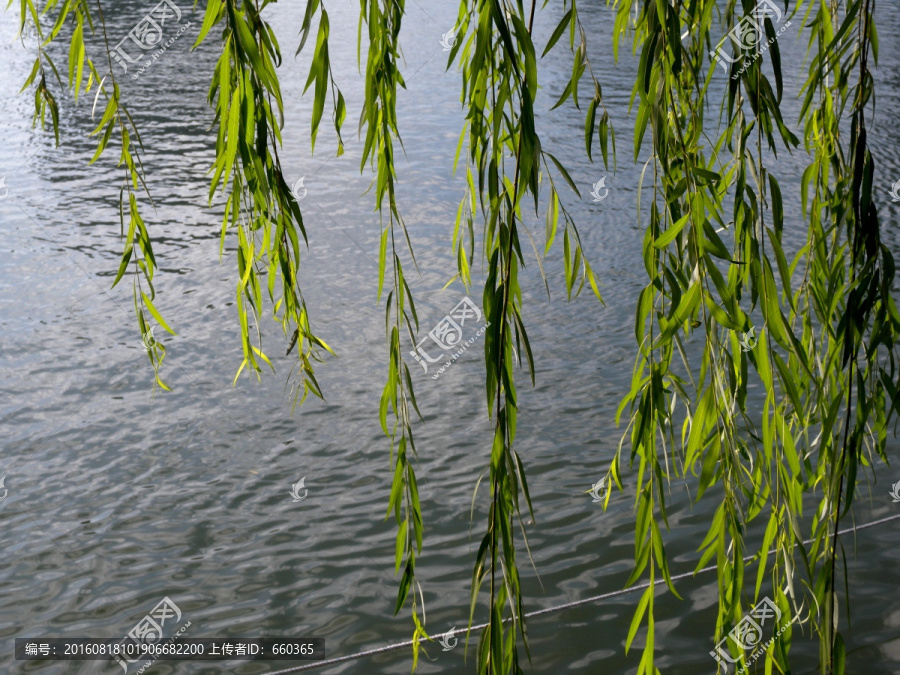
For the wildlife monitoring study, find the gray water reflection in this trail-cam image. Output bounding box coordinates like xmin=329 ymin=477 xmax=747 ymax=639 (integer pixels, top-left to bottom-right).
xmin=1 ymin=1 xmax=900 ymax=673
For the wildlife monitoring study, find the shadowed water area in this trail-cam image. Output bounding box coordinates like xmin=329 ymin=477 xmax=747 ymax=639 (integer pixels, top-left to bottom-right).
xmin=2 ymin=1 xmax=900 ymax=673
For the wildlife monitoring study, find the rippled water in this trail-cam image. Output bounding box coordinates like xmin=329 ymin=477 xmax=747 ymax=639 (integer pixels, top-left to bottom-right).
xmin=2 ymin=1 xmax=900 ymax=673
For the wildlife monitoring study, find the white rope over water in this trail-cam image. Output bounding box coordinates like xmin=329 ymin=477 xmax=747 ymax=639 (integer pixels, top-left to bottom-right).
xmin=267 ymin=512 xmax=900 ymax=674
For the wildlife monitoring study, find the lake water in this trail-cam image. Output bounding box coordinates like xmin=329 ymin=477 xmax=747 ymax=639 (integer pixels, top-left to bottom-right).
xmin=2 ymin=1 xmax=900 ymax=673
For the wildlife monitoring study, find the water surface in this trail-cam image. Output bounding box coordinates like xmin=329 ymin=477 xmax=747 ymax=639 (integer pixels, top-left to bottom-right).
xmin=2 ymin=2 xmax=900 ymax=673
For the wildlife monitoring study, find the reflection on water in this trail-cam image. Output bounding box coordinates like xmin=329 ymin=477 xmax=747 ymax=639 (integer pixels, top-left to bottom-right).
xmin=1 ymin=2 xmax=900 ymax=673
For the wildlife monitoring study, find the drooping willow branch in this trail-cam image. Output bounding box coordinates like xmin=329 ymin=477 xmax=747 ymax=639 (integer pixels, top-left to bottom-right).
xmin=799 ymin=0 xmax=897 ymax=671
xmin=18 ymin=0 xmax=174 ymax=389
xmin=358 ymin=0 xmax=431 ymax=665
xmin=18 ymin=0 xmax=337 ymax=396
xmin=449 ymin=0 xmax=606 ymax=670
xmin=193 ymin=0 xmax=335 ymax=401
xmin=610 ymin=2 xmax=899 ymax=675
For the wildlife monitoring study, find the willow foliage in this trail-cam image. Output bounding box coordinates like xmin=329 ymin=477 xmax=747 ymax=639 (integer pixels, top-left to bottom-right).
xmin=12 ymin=0 xmax=900 ymax=673
xmin=610 ymin=1 xmax=896 ymax=674
xmin=14 ymin=0 xmax=177 ymax=388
